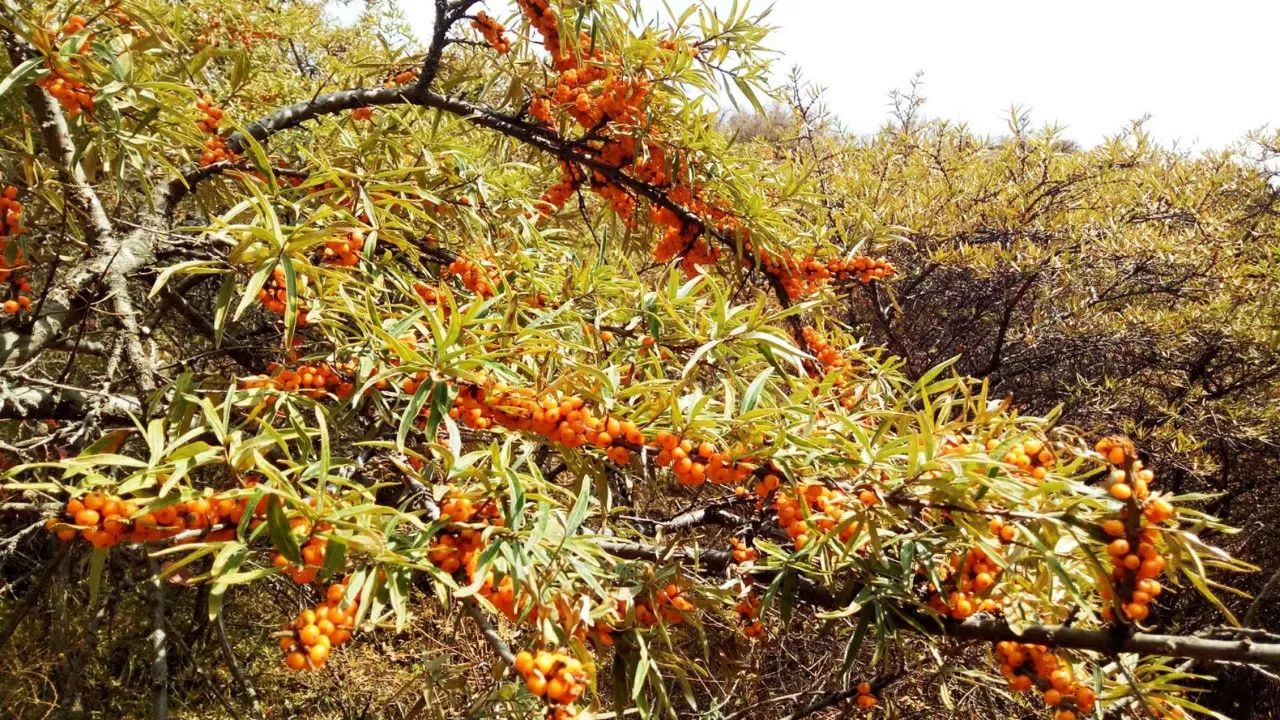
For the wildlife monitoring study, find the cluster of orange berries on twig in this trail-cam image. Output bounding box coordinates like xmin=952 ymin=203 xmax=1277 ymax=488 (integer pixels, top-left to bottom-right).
xmin=926 ymin=546 xmax=1004 ymax=620
xmin=537 ymin=162 xmax=586 ymax=215
xmin=242 ymin=360 xmax=356 ymax=400
xmin=513 ymin=649 xmax=587 ymax=717
xmin=255 ymin=265 xmax=310 ymax=322
xmin=775 ymin=481 xmax=877 ymax=550
xmin=799 ymin=326 xmax=865 ymax=409
xmin=351 ymin=106 xmax=374 ymax=122
xmin=802 ymin=326 xmax=850 ymax=377
xmin=446 ymin=255 xmax=499 ymax=297
xmin=280 ymin=583 xmax=357 ymax=671
xmin=516 ymin=0 xmax=726 ymax=280
xmin=37 ymin=15 xmax=95 ymax=119
xmin=653 ymin=184 xmax=742 ymax=279
xmin=853 ymin=682 xmax=879 ymax=709
xmin=48 ymin=489 xmax=263 ymax=548
xmin=733 ymin=590 xmax=765 ymax=638
xmin=761 ymin=252 xmax=897 ymax=301
xmin=995 ymin=642 xmax=1096 ymax=720
xmin=472 ymin=11 xmax=512 ymax=53
xmin=652 ymin=432 xmax=757 ymax=487
xmin=994 ymin=436 xmax=1057 ymax=483
xmin=729 ymin=537 xmax=758 ymax=565
xmin=384 ymin=67 xmax=418 ymax=87
xmin=987 ymin=515 xmax=1019 ymax=544
xmin=322 ymin=230 xmax=365 ymax=267
xmin=1096 ymin=437 xmax=1173 ymax=624
xmin=632 ymin=582 xmax=695 ymax=627
xmin=0 ymin=186 xmax=32 ymax=315
xmin=828 ymin=255 xmax=896 ymax=284
xmin=450 ymin=382 xmax=642 ymax=465
xmin=194 ymin=93 xmax=224 ymax=133
xmin=194 ymin=95 xmax=238 ymax=166
xmin=272 ymin=529 xmax=332 ymax=584
xmin=429 ymin=490 xmax=504 ymax=575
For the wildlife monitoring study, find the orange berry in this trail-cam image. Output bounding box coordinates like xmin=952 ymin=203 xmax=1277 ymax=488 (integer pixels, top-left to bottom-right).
xmin=285 ymin=651 xmax=307 ymax=670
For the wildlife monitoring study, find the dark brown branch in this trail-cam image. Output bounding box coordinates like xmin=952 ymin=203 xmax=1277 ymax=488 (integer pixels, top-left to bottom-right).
xmin=977 ymin=271 xmax=1039 ymax=378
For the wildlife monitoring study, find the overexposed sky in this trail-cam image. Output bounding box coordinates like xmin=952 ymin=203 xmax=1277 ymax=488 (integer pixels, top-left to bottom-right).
xmin=336 ymin=0 xmax=1279 ymax=149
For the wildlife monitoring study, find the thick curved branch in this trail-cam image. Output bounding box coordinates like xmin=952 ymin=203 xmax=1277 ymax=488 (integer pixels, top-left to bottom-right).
xmin=0 ymin=383 xmax=141 ymax=420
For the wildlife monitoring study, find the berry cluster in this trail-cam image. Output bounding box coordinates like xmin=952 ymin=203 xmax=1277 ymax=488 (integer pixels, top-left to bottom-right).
xmin=652 ymin=432 xmax=756 ymax=487
xmin=37 ymin=15 xmax=95 ymax=119
xmin=799 ymin=326 xmax=864 ymax=408
xmin=351 ymin=106 xmax=374 ymax=122
xmin=0 ymin=185 xmax=32 ymax=315
xmin=729 ymin=537 xmax=758 ymax=564
xmin=926 ymin=546 xmax=1004 ymax=620
xmin=242 ymin=360 xmax=356 ymax=400
xmin=512 ymin=649 xmax=587 ymax=717
xmin=652 ymin=185 xmax=738 ymax=279
xmin=450 ymin=383 xmax=642 ymax=465
xmin=428 ymin=490 xmax=503 ymax=575
xmin=472 ymin=11 xmax=512 ymax=53
xmin=383 ymin=68 xmax=418 ymax=87
xmin=1096 ymin=438 xmax=1173 ymax=624
xmin=279 ymin=583 xmax=356 ymax=671
xmin=853 ymin=682 xmax=878 ymax=709
xmin=758 ymin=252 xmax=897 ymax=301
xmin=774 ymin=481 xmax=876 ymax=550
xmin=997 ymin=436 xmax=1056 ymax=483
xmin=987 ymin=516 xmax=1018 ymax=544
xmin=994 ymin=641 xmax=1096 ymax=720
xmin=322 ymin=230 xmax=365 ymax=267
xmin=194 ymin=95 xmax=238 ymax=167
xmin=48 ymin=489 xmax=261 ymax=547
xmin=194 ymin=93 xmax=224 ymax=133
xmin=537 ymin=162 xmax=586 ymax=215
xmin=733 ymin=590 xmax=764 ymax=637
xmin=802 ymin=326 xmax=850 ymax=376
xmin=446 ymin=256 xmax=498 ymax=297
xmin=255 ymin=265 xmax=310 ymax=322
xmin=272 ymin=530 xmax=331 ymax=584
xmin=631 ymin=582 xmax=694 ymax=626
xmin=828 ymin=256 xmax=896 ymax=284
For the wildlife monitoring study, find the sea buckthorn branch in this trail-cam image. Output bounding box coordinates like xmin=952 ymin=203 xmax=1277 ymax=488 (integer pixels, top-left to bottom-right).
xmin=417 ymin=0 xmax=483 ymax=92
xmin=218 ymin=76 xmax=820 ymax=317
xmin=0 ymin=27 xmax=112 ymax=247
xmin=462 ymin=595 xmax=518 ymax=667
xmin=593 ymin=538 xmax=1280 ymax=668
xmin=0 ymin=19 xmax=170 ymax=382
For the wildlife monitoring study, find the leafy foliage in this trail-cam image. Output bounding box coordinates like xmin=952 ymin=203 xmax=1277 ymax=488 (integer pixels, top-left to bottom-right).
xmin=0 ymin=2 xmax=1273 ymax=720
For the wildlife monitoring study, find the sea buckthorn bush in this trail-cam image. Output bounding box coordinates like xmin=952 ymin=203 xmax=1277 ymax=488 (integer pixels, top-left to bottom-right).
xmin=0 ymin=1 xmax=1273 ymax=719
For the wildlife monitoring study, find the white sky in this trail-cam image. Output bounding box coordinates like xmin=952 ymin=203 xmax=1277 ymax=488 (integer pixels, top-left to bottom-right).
xmin=334 ymin=0 xmax=1280 ymax=149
